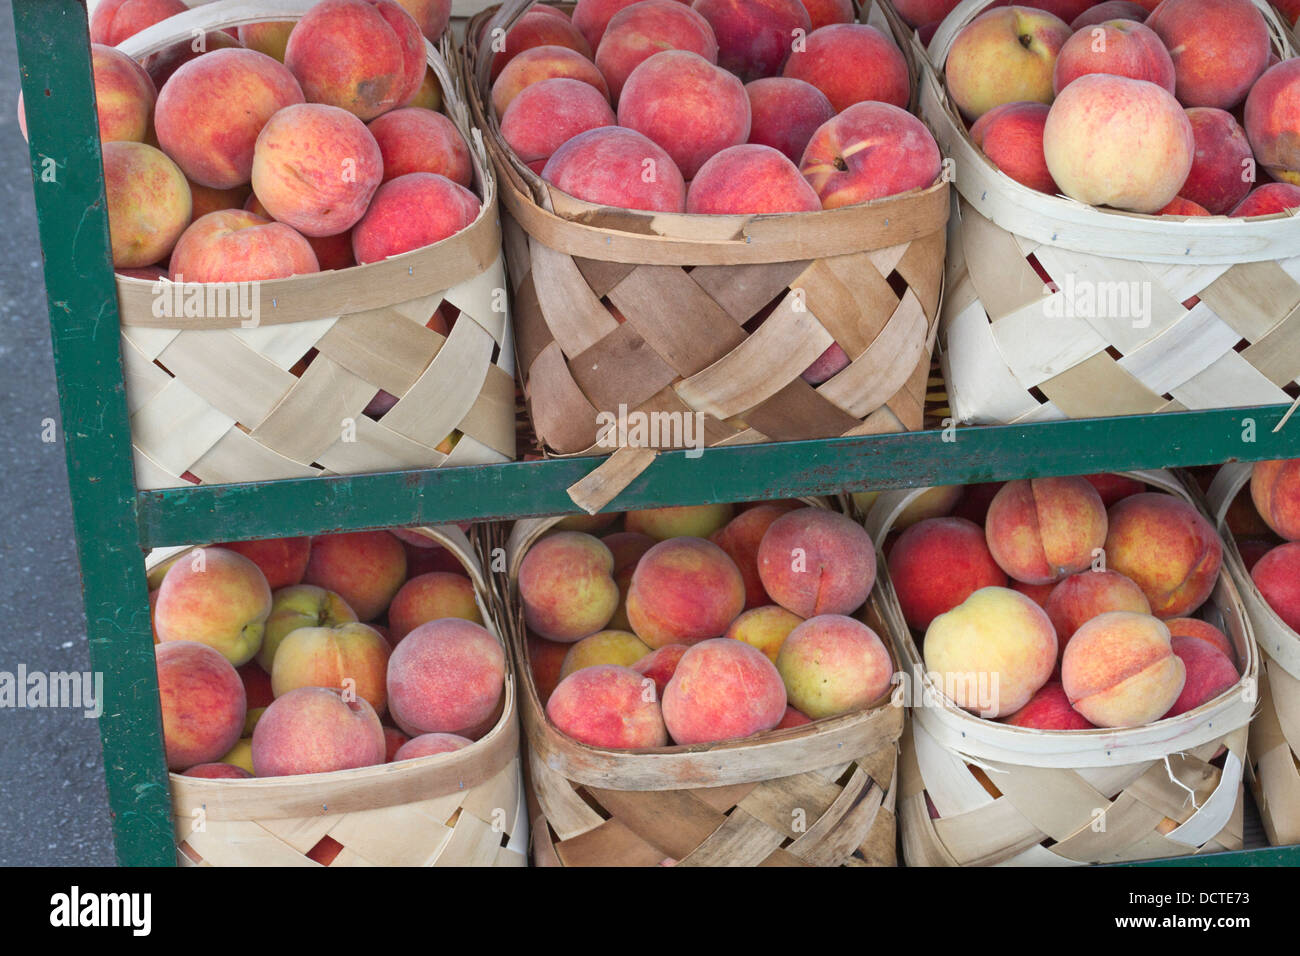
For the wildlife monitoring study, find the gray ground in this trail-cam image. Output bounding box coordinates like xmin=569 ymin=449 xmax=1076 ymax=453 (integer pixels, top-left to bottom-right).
xmin=0 ymin=0 xmax=116 ymax=865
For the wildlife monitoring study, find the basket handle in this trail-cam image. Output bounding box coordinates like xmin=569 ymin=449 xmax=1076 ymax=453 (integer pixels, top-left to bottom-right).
xmin=1205 ymin=462 xmax=1255 ymax=527
xmin=474 ymin=0 xmax=544 ymax=99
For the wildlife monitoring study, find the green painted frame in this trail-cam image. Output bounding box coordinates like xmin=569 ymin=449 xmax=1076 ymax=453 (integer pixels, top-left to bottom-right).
xmin=13 ymin=0 xmax=1300 ymax=867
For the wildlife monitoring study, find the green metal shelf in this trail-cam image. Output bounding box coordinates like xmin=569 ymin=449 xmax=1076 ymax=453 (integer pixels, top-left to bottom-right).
xmin=15 ymin=0 xmax=1300 ymax=867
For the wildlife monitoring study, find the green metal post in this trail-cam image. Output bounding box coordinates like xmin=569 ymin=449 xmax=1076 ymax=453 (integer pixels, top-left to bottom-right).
xmin=12 ymin=0 xmax=174 ymax=866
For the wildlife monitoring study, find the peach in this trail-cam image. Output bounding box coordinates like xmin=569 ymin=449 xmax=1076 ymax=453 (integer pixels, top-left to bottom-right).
xmin=169 ymin=210 xmax=319 ymax=283
xmin=1158 ymin=196 xmax=1210 ymax=214
xmin=617 ymin=50 xmax=750 ymax=180
xmin=394 ymin=0 xmax=453 ymax=40
xmin=1231 ymin=182 xmax=1300 ymax=216
xmin=627 ymin=537 xmax=746 ymax=647
xmin=220 ymin=739 xmax=255 ymax=774
xmin=155 ymin=547 xmax=272 ymax=665
xmin=394 ymin=732 xmax=472 ymax=761
xmin=90 ymin=45 xmax=156 ymax=145
xmin=627 ymin=504 xmax=734 ymax=540
xmin=252 ymin=687 xmax=386 ymax=776
xmin=369 ymin=107 xmax=472 ymax=185
xmin=156 ymin=641 xmax=246 ymax=771
xmin=691 ymin=0 xmax=808 ymax=82
xmin=944 ymin=6 xmax=1071 ymax=120
xmin=1103 ymin=492 xmax=1223 ymax=618
xmin=405 ymin=67 xmax=443 ymax=110
xmin=1145 ymin=0 xmax=1270 ymax=110
xmin=1044 ymin=74 xmax=1194 ymax=213
xmin=214 ymin=538 xmax=310 ymax=591
xmin=757 ymin=507 xmax=876 ymax=617
xmin=1083 ymin=472 xmax=1145 ymax=507
xmin=271 ymin=621 xmax=391 ymax=715
xmin=1000 ymin=680 xmax=1095 ymax=729
xmin=725 ymin=604 xmax=803 ymax=661
xmin=745 ymin=77 xmax=835 ymax=164
xmin=238 ymin=21 xmax=295 ymax=61
xmin=969 ymin=101 xmax=1058 ymax=195
xmin=399 ymin=534 xmax=467 ymax=578
xmin=889 ymin=517 xmax=1008 ymax=631
xmin=662 ymin=638 xmax=786 ymax=743
xmin=528 ymin=631 xmax=570 ymax=703
xmin=897 ymin=485 xmax=966 ymax=529
xmin=801 ymin=343 xmax=850 ymax=384
xmin=1061 ymin=611 xmax=1185 ymax=727
xmin=547 ymin=664 xmax=669 ymax=748
xmin=492 ymin=44 xmax=611 ymax=115
xmin=890 ymin=0 xmax=962 ymax=29
xmin=142 ymin=30 xmax=246 ymax=91
xmin=604 ymin=530 xmax=657 ymax=629
xmin=775 ymin=705 xmax=812 ymax=728
xmin=383 ymin=725 xmax=409 ymax=761
xmin=247 ymin=194 xmax=355 ymax=272
xmin=560 ymin=629 xmax=653 ymax=679
xmin=1250 ymin=459 xmax=1300 ymax=541
xmin=188 ymin=182 xmax=252 ymax=223
xmin=800 ymin=101 xmax=942 ymax=208
xmin=1245 ymin=59 xmax=1300 ymax=186
xmin=387 ymin=619 xmax=505 ymax=736
xmin=801 ymin=0 xmax=855 ymax=29
xmin=541 ymin=126 xmax=687 ymax=212
xmin=631 ymin=643 xmax=689 ymax=697
xmin=103 ymin=141 xmax=191 ymax=268
xmin=243 ymin=706 xmax=266 ymax=737
xmin=285 ymin=0 xmax=424 ymax=120
xmin=303 ymin=531 xmax=407 ymax=622
xmin=923 ymin=586 xmax=1058 ymax=718
xmin=1175 ymin=107 xmax=1255 ymax=214
xmin=183 ymin=763 xmax=253 ymax=779
xmin=490 ymin=9 xmax=593 ymax=82
xmin=238 ymin=660 xmax=275 ymax=709
xmin=387 ymin=572 xmax=482 ymax=642
xmin=1052 ymin=19 xmax=1174 ymax=95
xmin=984 ymin=477 xmax=1108 ymax=585
xmin=1011 ymin=579 xmax=1057 ymax=608
xmin=1163 ymin=634 xmax=1238 ymax=717
xmin=1252 ymin=542 xmax=1300 ymax=633
xmin=89 ymin=0 xmax=187 ymax=46
xmin=687 ymin=144 xmax=821 ymax=214
xmin=519 ymin=531 xmax=619 ymax=642
xmin=709 ymin=503 xmax=796 ymax=608
xmin=501 ymin=78 xmax=616 ymax=171
xmin=782 ymin=23 xmax=910 ymax=112
xmin=595 ymin=0 xmax=719 ymax=101
xmin=776 ymin=615 xmax=893 ymax=719
xmin=573 ymin=0 xmax=678 ymax=50
xmin=1071 ymin=0 xmax=1150 ymax=27
xmin=1044 ymin=569 xmax=1152 ymax=657
xmin=352 ymin=173 xmax=481 ymax=263
xmin=1166 ymin=617 xmax=1235 ymax=663
xmin=257 ymin=584 xmax=358 ymax=673
xmin=1023 ymin=0 xmax=1100 ymax=20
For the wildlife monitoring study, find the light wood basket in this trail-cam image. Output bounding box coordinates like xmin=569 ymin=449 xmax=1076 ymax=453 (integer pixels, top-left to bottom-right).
xmin=491 ymin=503 xmax=905 ymax=867
xmin=147 ymin=525 xmax=527 ymax=867
xmin=865 ymin=470 xmax=1258 ymax=865
xmin=916 ymin=0 xmax=1300 ymax=426
xmin=113 ymin=0 xmax=515 ymax=490
xmin=462 ymin=0 xmax=949 ymax=513
xmin=1207 ymin=462 xmax=1300 ymax=848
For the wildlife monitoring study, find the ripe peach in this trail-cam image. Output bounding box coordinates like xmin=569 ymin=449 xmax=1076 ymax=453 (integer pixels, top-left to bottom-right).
xmin=238 ymin=21 xmax=295 ymax=61
xmin=89 ymin=0 xmax=187 ymax=46
xmin=302 ymin=531 xmax=407 ymax=622
xmin=387 ymin=619 xmax=505 ymax=736
xmin=757 ymin=507 xmax=876 ymax=617
xmin=1166 ymin=617 xmax=1235 ymax=664
xmin=352 ymin=173 xmax=481 ymax=263
xmin=1175 ymin=108 xmax=1255 ymax=214
xmin=1083 ymin=472 xmax=1145 ymax=507
xmin=984 ymin=477 xmax=1108 ymax=585
xmin=1245 ymin=59 xmax=1300 ymax=185
xmin=662 ymin=639 xmax=786 ymax=743
xmin=369 ymin=107 xmax=472 ymax=185
xmin=492 ymin=44 xmax=611 ymax=115
xmin=394 ymin=0 xmax=452 ymax=40
xmin=257 ymin=584 xmax=358 ymax=673
xmin=1061 ymin=611 xmax=1185 ymax=727
xmin=632 ymin=643 xmax=689 ymax=697
xmin=725 ymin=604 xmax=802 ymax=661
xmin=1011 ymin=579 xmax=1056 ymax=608
xmin=1158 ymin=197 xmax=1210 ymax=214
xmin=156 ymin=641 xmax=246 ymax=770
xmin=405 ymin=67 xmax=443 ymax=109
xmin=890 ymin=0 xmax=962 ymax=29
xmin=251 ymin=687 xmax=386 ymax=776
xmin=215 ymin=537 xmax=311 ymax=591
xmin=490 ymin=9 xmax=593 ymax=82
xmin=775 ymin=705 xmax=812 ymax=728
xmin=889 ymin=517 xmax=1008 ymax=632
xmin=541 ymin=126 xmax=687 ymax=212
xmin=1024 ymin=0 xmax=1100 ymax=20
xmin=271 ymin=621 xmax=391 ymax=715
xmin=90 ymin=45 xmax=156 ymax=144
xmin=626 ymin=537 xmax=746 ymax=647
xmin=687 ymin=144 xmax=821 ymax=214
xmin=692 ymin=0 xmax=809 ymax=82
xmin=169 ymin=210 xmax=319 ymax=283
xmin=220 ymin=738 xmax=255 ymax=774
xmin=244 ymin=193 xmax=354 ymax=271
xmin=155 ymin=548 xmax=272 ymax=666
xmin=1044 ymin=74 xmax=1194 ymax=213
xmin=387 ymin=572 xmax=482 ymax=642
xmin=188 ymin=182 xmax=252 ymax=223
xmin=745 ymin=77 xmax=835 ymax=164
xmin=627 ymin=504 xmax=734 ymax=540
xmin=595 ymin=0 xmax=719 ymax=101
xmin=1103 ymin=493 xmax=1223 ymax=618
xmin=1000 ymin=680 xmax=1095 ymax=729
xmin=604 ymin=531 xmax=657 ymax=630
xmin=617 ymin=50 xmax=750 ymax=179
xmin=944 ymin=6 xmax=1072 ymax=120
xmin=393 ymin=732 xmax=472 ymax=761
xmin=103 ymin=141 xmax=191 ymax=268
xmin=1231 ymin=182 xmax=1300 ymax=216
xmin=528 ymin=631 xmax=570 ymax=704
xmin=1252 ymin=542 xmax=1300 ymax=632
xmin=501 ymin=78 xmax=616 ymax=171
xmin=1163 ymin=634 xmax=1237 ymax=717
xmin=1145 ymin=0 xmax=1270 ymax=110
xmin=969 ymin=101 xmax=1058 ymax=195
xmin=142 ymin=30 xmax=246 ymax=91
xmin=1052 ymin=19 xmax=1174 ymax=94
xmin=383 ymin=725 xmax=410 ymax=761
xmin=802 ymin=0 xmax=854 ymax=29
xmin=782 ymin=23 xmax=910 ymax=112
xmin=800 ymin=101 xmax=942 ymax=208
xmin=519 ymin=531 xmax=619 ymax=642
xmin=1250 ymin=459 xmax=1300 ymax=540
xmin=709 ymin=503 xmax=796 ymax=608
xmin=924 ymin=586 xmax=1058 ymax=717
xmin=1071 ymin=1 xmax=1150 ymax=27
xmin=238 ymin=661 xmax=274 ymax=709
xmin=560 ymin=629 xmax=652 ymax=679
xmin=1044 ymin=569 xmax=1151 ymax=657
xmin=547 ymin=664 xmax=669 ymax=748
xmin=776 ymin=615 xmax=892 ymax=719
xmin=801 ymin=344 xmax=850 ymax=384
xmin=573 ymin=0 xmax=678 ymax=50
xmin=183 ymin=763 xmax=253 ymax=779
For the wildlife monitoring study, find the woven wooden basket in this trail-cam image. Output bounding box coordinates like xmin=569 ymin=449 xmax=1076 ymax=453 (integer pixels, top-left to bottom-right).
xmin=492 ymin=504 xmax=905 ymax=867
xmin=114 ymin=0 xmax=515 ymax=490
xmin=462 ymin=0 xmax=949 ymax=513
xmin=1207 ymin=462 xmax=1300 ymax=847
xmin=147 ymin=525 xmax=527 ymax=866
xmin=865 ymin=470 xmax=1258 ymax=865
xmin=917 ymin=0 xmax=1300 ymax=426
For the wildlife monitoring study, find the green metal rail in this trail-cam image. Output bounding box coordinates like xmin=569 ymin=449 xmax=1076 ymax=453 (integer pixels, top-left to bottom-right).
xmin=14 ymin=0 xmax=1300 ymax=866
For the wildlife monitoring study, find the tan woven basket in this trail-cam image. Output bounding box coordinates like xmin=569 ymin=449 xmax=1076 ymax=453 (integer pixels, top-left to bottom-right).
xmin=1206 ymin=462 xmax=1300 ymax=847
xmin=114 ymin=0 xmax=515 ymax=489
xmin=491 ymin=504 xmax=905 ymax=866
xmin=463 ymin=0 xmax=949 ymax=512
xmin=865 ymin=470 xmax=1258 ymax=865
xmin=918 ymin=0 xmax=1300 ymax=426
xmin=148 ymin=525 xmax=526 ymax=866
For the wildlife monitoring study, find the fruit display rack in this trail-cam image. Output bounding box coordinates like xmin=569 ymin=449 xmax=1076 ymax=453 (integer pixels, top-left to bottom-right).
xmin=15 ymin=0 xmax=1300 ymax=866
